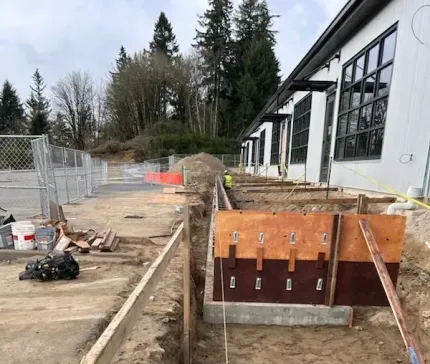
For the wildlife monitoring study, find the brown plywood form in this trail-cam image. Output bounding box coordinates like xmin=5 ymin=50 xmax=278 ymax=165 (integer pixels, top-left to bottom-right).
xmin=215 ymin=211 xmax=405 ymax=264
xmin=339 ymin=214 xmax=406 ymax=263
xmin=214 ymin=211 xmax=334 ymax=261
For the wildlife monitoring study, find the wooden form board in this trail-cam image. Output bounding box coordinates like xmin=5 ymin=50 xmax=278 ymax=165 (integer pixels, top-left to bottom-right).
xmin=215 ymin=211 xmax=334 ymax=261
xmin=215 ymin=211 xmax=405 ymax=263
xmin=339 ymin=214 xmax=406 ymax=263
xmin=80 ymin=223 xmax=184 ymax=364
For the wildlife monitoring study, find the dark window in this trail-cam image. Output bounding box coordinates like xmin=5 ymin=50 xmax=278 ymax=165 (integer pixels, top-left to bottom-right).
xmin=270 ymin=122 xmax=281 ymax=165
xmin=291 ymin=93 xmax=312 ymax=164
xmin=259 ymin=130 xmax=266 ymax=165
xmin=244 ymin=143 xmax=249 ymax=165
xmin=335 ymin=25 xmax=397 ymax=161
xmin=252 ymin=140 xmax=257 ymax=164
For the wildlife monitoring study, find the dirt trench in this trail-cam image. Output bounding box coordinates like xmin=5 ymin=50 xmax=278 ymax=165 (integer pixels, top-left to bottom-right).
xmin=144 ymin=179 xmax=430 ymax=364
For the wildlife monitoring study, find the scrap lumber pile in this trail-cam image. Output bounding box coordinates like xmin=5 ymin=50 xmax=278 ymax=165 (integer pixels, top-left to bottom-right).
xmin=43 ymin=220 xmax=119 ymax=253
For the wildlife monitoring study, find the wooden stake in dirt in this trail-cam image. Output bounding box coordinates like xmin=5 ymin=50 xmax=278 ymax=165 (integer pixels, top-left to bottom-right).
xmin=359 ymin=219 xmax=425 ymax=364
xmin=183 ymin=205 xmax=191 ymax=364
xmin=325 ymin=214 xmax=343 ymax=307
xmin=356 ymin=194 xmax=368 ymax=214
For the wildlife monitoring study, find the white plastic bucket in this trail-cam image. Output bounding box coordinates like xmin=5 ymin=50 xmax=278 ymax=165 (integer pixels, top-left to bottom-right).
xmin=12 ymin=222 xmax=36 ymax=250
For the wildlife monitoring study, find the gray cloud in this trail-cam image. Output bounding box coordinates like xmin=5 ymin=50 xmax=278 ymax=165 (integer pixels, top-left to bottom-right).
xmin=0 ymin=0 xmax=347 ymax=101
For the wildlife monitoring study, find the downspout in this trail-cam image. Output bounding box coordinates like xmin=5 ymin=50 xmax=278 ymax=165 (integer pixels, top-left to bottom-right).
xmin=422 ymin=142 xmax=430 ymax=203
xmin=387 ymin=186 xmax=422 ymax=215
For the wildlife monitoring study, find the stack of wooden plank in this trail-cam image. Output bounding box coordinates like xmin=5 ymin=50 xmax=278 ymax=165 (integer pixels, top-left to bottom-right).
xmin=50 ymin=222 xmax=119 ymax=253
xmin=91 ymin=229 xmax=119 ymax=252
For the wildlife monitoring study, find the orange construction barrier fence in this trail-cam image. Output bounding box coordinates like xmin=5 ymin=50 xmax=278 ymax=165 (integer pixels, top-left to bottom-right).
xmin=144 ymin=172 xmax=183 ymax=185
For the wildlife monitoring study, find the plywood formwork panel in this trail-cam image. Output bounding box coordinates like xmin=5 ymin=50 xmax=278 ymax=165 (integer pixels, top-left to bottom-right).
xmin=215 ymin=211 xmax=405 ymax=263
xmin=214 ymin=210 xmax=334 ymax=261
xmin=339 ymin=214 xmax=406 ymax=263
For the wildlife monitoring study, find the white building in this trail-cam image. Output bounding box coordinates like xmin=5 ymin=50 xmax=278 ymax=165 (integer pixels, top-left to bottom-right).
xmin=239 ymin=0 xmax=430 ymax=196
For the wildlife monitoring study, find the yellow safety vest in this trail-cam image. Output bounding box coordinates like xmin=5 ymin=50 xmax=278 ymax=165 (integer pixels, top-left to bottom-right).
xmin=224 ymin=174 xmax=232 ymax=188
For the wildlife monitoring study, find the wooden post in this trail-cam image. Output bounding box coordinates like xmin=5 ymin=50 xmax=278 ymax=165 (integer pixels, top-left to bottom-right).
xmin=356 ymin=194 xmax=366 ymax=214
xmin=361 ymin=196 xmax=368 ymax=214
xmin=183 ymin=205 xmax=191 ymax=364
xmin=359 ymin=219 xmax=425 ymax=364
xmin=325 ymin=214 xmax=343 ymax=306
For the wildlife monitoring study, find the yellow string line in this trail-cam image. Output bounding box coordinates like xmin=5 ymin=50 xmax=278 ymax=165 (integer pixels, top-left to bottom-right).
xmin=285 ymin=171 xmax=307 ymax=199
xmin=335 ymin=162 xmax=430 ymax=210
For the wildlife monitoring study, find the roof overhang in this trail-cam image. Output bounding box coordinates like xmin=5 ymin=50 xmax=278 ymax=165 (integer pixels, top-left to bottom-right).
xmin=243 ymin=136 xmax=259 ymax=142
xmin=260 ymin=113 xmax=291 ymax=121
xmin=238 ymin=0 xmax=393 ymax=140
xmin=288 ymin=80 xmax=337 ymax=92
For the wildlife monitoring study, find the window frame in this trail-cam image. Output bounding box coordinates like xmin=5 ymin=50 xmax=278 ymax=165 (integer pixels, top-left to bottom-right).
xmin=270 ymin=122 xmax=281 ymax=165
xmin=252 ymin=140 xmax=257 ymax=164
xmin=244 ymin=143 xmax=249 ymax=166
xmin=335 ymin=24 xmax=397 ymax=162
xmin=259 ymin=130 xmax=266 ymax=165
xmin=291 ymin=93 xmax=312 ymax=164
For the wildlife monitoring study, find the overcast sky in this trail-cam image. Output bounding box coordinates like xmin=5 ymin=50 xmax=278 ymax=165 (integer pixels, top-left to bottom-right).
xmin=0 ymin=0 xmax=347 ymax=101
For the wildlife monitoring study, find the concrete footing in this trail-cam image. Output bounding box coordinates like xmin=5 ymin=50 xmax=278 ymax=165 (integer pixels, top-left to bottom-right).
xmin=203 ymin=301 xmax=352 ymax=326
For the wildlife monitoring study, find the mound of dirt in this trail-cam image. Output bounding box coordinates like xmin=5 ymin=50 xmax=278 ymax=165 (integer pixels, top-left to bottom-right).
xmin=169 ymin=153 xmax=225 ymax=186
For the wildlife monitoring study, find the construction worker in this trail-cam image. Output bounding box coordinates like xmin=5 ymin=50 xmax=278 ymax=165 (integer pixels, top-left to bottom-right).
xmin=223 ymin=170 xmax=232 ymax=189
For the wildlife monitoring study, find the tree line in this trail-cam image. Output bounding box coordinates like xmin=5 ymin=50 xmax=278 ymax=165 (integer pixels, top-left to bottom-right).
xmin=0 ymin=0 xmax=280 ymax=153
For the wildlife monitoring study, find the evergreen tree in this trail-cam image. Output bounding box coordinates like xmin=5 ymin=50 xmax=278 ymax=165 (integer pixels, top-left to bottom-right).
xmin=111 ymin=46 xmax=131 ymax=82
xmin=226 ymin=0 xmax=280 ymax=137
xmin=0 ymin=80 xmax=26 ymax=134
xmin=194 ymin=0 xmax=234 ymax=137
xmin=233 ymin=38 xmax=280 ymax=134
xmin=51 ymin=112 xmax=72 ymax=147
xmin=150 ymin=12 xmax=180 ymax=120
xmin=149 ymin=12 xmax=179 ymax=58
xmin=235 ymin=0 xmax=276 ymax=46
xmin=26 ymin=69 xmax=51 ymax=135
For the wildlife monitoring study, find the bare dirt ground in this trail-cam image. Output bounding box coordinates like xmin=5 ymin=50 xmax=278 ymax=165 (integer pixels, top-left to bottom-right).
xmin=5 ymin=168 xmax=430 ymax=363
xmin=0 ymin=184 xmax=183 ymax=364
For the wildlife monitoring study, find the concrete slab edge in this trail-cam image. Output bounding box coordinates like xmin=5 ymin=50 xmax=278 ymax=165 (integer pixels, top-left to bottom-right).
xmin=203 ymin=301 xmax=353 ymax=326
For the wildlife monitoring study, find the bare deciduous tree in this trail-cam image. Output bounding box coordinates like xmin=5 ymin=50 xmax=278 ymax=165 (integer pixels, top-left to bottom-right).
xmin=52 ymin=71 xmax=95 ymax=149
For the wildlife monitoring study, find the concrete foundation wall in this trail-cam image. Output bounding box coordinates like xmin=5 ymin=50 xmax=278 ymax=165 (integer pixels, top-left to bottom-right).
xmin=204 ymin=302 xmax=352 ymax=326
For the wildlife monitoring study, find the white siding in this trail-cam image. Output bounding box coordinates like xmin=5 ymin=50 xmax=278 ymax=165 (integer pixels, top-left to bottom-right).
xmin=281 ymin=0 xmax=430 ymax=194
xmin=244 ymin=0 xmax=430 ymax=194
xmin=329 ymin=0 xmax=430 ymax=194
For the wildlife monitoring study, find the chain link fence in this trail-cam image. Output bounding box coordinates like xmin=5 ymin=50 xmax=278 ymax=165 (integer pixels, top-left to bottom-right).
xmin=108 ymin=154 xmax=241 ymax=184
xmin=0 ymin=135 xmax=108 ymax=220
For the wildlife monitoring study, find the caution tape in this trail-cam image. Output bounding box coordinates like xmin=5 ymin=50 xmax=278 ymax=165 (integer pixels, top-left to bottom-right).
xmin=335 ymin=162 xmax=430 ymax=210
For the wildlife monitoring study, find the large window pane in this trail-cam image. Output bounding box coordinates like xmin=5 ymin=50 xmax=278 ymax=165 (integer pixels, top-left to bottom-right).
xmin=351 ymin=82 xmax=361 ymax=108
xmin=341 ymin=90 xmax=350 ymax=111
xmin=347 ymin=110 xmax=359 ymax=134
xmin=354 ymin=55 xmax=365 ymax=81
xmin=335 ymin=138 xmax=345 ymax=159
xmin=343 ymin=64 xmax=353 ymax=88
xmin=377 ymin=64 xmax=393 ymax=96
xmin=369 ymin=128 xmax=384 ymax=157
xmin=345 ymin=136 xmax=356 ymax=158
xmin=356 ymin=132 xmax=369 ymax=157
xmin=367 ymin=44 xmax=380 ymax=73
xmin=291 ymin=94 xmax=312 ymax=164
xmin=359 ymin=104 xmax=373 ymax=130
xmin=382 ymin=31 xmax=397 ymax=64
xmin=373 ymin=98 xmax=388 ymax=126
xmin=362 ymin=74 xmax=376 ymax=103
xmin=335 ymin=26 xmax=396 ymax=162
xmin=338 ymin=115 xmax=347 ymax=136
